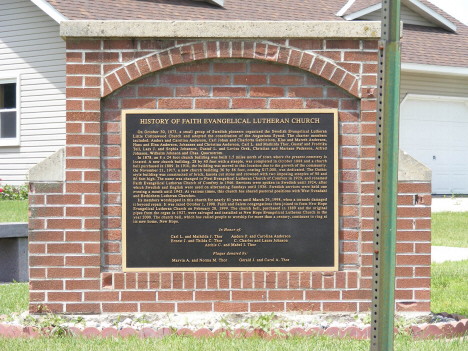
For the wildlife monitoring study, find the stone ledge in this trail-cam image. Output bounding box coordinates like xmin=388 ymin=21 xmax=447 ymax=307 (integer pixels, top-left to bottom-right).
xmin=61 ymin=21 xmax=381 ymax=39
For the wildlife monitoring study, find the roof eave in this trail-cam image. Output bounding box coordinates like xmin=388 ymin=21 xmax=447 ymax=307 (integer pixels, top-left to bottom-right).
xmin=192 ymin=0 xmax=225 ymax=7
xmin=404 ymin=0 xmax=456 ymax=32
xmin=402 ymin=62 xmax=468 ymax=76
xmin=343 ymin=3 xmax=381 ymax=21
xmin=60 ymin=20 xmax=381 ymax=39
xmin=340 ymin=0 xmax=456 ymax=32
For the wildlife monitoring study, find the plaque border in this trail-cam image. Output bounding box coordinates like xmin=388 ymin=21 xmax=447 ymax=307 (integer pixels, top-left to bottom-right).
xmin=121 ymin=109 xmax=339 ymax=272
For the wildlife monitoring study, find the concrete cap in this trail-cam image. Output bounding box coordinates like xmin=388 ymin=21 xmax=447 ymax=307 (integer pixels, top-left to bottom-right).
xmin=60 ymin=20 xmax=381 ymax=39
xmin=398 ymin=149 xmax=432 ymax=181
xmin=29 ymin=147 xmax=65 ymax=182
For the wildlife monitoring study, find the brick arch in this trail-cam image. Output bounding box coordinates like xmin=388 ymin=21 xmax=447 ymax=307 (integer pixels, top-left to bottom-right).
xmin=102 ymin=41 xmax=360 ymax=98
xmin=100 ymin=58 xmax=360 ymax=272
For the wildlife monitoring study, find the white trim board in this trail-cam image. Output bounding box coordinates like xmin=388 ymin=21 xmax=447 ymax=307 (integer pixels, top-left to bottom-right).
xmin=30 ymin=0 xmax=67 ymax=23
xmin=404 ymin=0 xmax=456 ymax=32
xmin=336 ymin=0 xmax=356 ymax=17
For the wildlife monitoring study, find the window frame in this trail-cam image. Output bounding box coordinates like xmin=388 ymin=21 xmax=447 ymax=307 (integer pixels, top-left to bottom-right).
xmin=0 ymin=74 xmax=21 ymax=147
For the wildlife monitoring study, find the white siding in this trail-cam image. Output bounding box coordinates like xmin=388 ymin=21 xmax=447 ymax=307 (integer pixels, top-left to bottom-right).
xmin=360 ymin=4 xmax=436 ymax=26
xmin=0 ymin=0 xmax=66 ymax=185
xmin=401 ymin=72 xmax=468 ymax=101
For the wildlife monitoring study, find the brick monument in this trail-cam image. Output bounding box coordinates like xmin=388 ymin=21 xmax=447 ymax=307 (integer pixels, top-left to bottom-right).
xmin=28 ymin=22 xmax=431 ymax=314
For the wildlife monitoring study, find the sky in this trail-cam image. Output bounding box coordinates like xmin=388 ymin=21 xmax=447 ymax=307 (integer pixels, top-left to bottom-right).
xmin=428 ymin=0 xmax=468 ymax=25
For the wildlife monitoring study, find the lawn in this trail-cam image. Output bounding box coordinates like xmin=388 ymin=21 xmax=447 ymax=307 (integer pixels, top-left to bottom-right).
xmin=0 ymin=200 xmax=28 ymax=223
xmin=1 ymin=333 xmax=468 ymax=351
xmin=431 ymin=259 xmax=468 ymax=316
xmin=0 ymin=282 xmax=29 ymax=314
xmin=431 ymin=212 xmax=468 ymax=247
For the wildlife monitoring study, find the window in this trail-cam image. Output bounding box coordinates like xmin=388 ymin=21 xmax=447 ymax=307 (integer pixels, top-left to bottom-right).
xmin=0 ymin=77 xmax=20 ymax=146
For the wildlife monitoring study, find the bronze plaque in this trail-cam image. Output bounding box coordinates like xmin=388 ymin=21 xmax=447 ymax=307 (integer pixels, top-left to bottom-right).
xmin=122 ymin=110 xmax=338 ymax=271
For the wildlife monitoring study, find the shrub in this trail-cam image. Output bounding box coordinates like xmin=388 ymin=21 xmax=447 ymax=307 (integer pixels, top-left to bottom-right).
xmin=0 ymin=179 xmax=28 ymax=200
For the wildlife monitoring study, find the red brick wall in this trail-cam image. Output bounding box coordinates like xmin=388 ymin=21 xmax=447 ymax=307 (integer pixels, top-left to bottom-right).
xmin=28 ymin=39 xmax=431 ymax=314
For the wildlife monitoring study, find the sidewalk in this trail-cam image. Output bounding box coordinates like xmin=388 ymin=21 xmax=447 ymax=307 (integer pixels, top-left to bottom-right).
xmin=432 ymin=246 xmax=468 ymax=263
xmin=432 ymin=197 xmax=468 ymax=213
xmin=431 ymin=197 xmax=468 ymax=263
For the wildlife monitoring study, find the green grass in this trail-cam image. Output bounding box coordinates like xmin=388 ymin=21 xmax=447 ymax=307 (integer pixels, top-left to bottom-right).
xmin=0 ymin=334 xmax=468 ymax=351
xmin=431 ymin=259 xmax=468 ymax=316
xmin=432 ymin=212 xmax=468 ymax=247
xmin=0 ymin=200 xmax=28 ymax=223
xmin=0 ymin=282 xmax=29 ymax=314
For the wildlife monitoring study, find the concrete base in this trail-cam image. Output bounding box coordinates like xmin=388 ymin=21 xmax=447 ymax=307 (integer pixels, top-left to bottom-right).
xmin=0 ymin=223 xmax=29 ymax=282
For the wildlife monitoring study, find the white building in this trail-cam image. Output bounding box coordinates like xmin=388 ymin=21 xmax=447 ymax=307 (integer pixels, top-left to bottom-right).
xmin=0 ymin=0 xmax=66 ymax=185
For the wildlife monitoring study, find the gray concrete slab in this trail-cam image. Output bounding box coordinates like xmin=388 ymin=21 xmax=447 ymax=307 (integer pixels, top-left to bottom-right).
xmin=0 ymin=223 xmax=28 ymax=238
xmin=0 ymin=237 xmax=29 ymax=282
xmin=432 ymin=197 xmax=468 ymax=212
xmin=0 ymin=223 xmax=29 ymax=282
xmin=432 ymin=246 xmax=468 ymax=263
